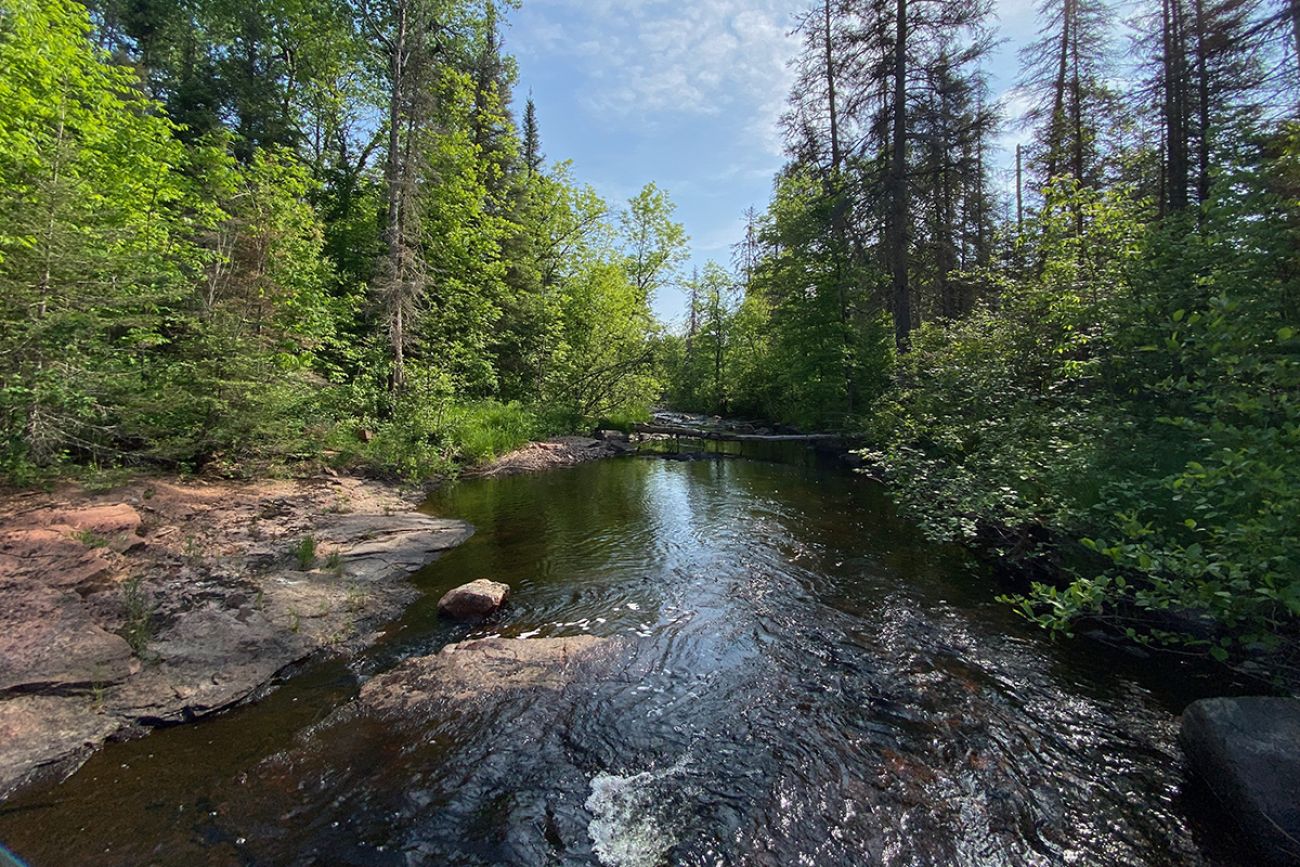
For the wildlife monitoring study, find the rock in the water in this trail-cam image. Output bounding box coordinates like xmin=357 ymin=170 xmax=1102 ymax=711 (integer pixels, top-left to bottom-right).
xmin=358 ymin=636 xmax=610 ymax=716
xmin=437 ymin=579 xmax=510 ymax=620
xmin=1181 ymin=696 xmax=1300 ymax=864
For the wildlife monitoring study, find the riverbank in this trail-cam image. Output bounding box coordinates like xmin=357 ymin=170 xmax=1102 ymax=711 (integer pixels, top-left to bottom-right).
xmin=0 ymin=473 xmax=473 ymax=800
xmin=1 ymin=450 xmax=1246 ymax=865
xmin=0 ymin=434 xmax=638 ymax=802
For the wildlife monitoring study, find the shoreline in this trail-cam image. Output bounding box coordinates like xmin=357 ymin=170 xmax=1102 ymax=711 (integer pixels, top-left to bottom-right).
xmin=0 ymin=434 xmax=634 ymax=803
xmin=0 ymin=474 xmax=473 ymax=801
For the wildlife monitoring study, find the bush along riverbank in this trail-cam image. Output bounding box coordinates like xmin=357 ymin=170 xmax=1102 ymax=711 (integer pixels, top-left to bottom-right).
xmin=856 ymin=168 xmax=1299 ymax=686
xmin=663 ymin=136 xmax=1300 ymax=685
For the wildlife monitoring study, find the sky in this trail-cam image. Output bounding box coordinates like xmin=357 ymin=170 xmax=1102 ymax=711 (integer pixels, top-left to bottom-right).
xmin=504 ymin=0 xmax=1045 ymax=325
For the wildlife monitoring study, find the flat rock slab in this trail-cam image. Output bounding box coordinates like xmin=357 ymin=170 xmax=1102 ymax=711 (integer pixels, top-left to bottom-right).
xmin=438 ymin=579 xmax=510 ymax=620
xmin=320 ymin=514 xmax=475 ymax=580
xmin=359 ymin=636 xmax=612 ymax=716
xmin=0 ymin=581 xmax=133 ymax=693
xmin=1181 ymin=696 xmax=1300 ymax=864
xmin=0 ymin=477 xmax=476 ymax=803
xmin=112 ymin=605 xmax=313 ymax=722
xmin=0 ymin=696 xmax=122 ymax=798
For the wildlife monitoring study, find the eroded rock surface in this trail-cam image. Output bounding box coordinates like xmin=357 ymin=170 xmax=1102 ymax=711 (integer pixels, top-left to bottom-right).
xmin=437 ymin=579 xmax=510 ymax=620
xmin=1181 ymin=696 xmax=1300 ymax=864
xmin=470 ymin=436 xmax=632 ymax=477
xmin=0 ymin=477 xmax=472 ymax=800
xmin=359 ymin=636 xmax=610 ymax=716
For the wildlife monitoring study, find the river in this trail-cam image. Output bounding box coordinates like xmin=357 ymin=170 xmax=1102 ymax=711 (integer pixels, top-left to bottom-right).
xmin=0 ymin=447 xmax=1242 ymax=865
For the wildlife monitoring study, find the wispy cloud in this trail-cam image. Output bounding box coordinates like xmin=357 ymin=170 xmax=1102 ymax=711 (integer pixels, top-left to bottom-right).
xmin=511 ymin=0 xmax=796 ymax=149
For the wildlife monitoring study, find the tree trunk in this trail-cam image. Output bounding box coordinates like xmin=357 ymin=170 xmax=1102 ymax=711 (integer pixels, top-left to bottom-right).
xmin=1046 ymin=0 xmax=1072 ymax=183
xmin=1194 ymin=0 xmax=1211 ymax=216
xmin=824 ymin=0 xmax=842 ymax=173
xmin=1069 ymin=7 xmax=1086 ymax=238
xmin=889 ymin=0 xmax=911 ymax=348
xmin=383 ymin=0 xmax=409 ymax=390
xmin=1163 ymin=0 xmax=1189 ymax=213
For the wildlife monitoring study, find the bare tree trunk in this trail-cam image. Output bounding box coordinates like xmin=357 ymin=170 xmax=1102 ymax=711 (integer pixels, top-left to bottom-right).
xmin=1046 ymin=0 xmax=1073 ymax=183
xmin=1016 ymin=143 xmax=1024 ymax=232
xmin=1291 ymin=0 xmax=1300 ymax=80
xmin=889 ymin=0 xmax=911 ymax=348
xmin=824 ymin=0 xmax=842 ymax=173
xmin=383 ymin=0 xmax=410 ymax=391
xmin=1162 ymin=0 xmax=1189 ymax=213
xmin=1070 ymin=10 xmax=1086 ymax=238
xmin=1194 ymin=0 xmax=1211 ymax=217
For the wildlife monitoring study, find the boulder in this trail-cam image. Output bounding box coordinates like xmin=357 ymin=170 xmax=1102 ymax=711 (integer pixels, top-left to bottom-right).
xmin=1181 ymin=696 xmax=1300 ymax=864
xmin=437 ymin=579 xmax=510 ymax=620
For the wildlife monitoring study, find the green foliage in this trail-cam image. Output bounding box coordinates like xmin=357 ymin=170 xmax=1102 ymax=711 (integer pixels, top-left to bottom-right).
xmin=0 ymin=0 xmax=671 ymax=485
xmin=295 ymin=536 xmax=317 ymax=570
xmin=443 ymin=400 xmax=541 ymax=464
xmin=865 ymin=139 xmax=1300 ymax=668
xmin=665 ymin=172 xmax=896 ymax=430
xmin=119 ymin=576 xmax=155 ymax=656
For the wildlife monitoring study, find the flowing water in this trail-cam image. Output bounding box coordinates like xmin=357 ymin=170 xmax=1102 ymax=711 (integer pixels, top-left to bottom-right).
xmin=0 ymin=448 xmax=1244 ymax=865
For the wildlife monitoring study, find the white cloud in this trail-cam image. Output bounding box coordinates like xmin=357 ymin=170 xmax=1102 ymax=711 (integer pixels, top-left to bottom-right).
xmin=512 ymin=0 xmax=797 ymax=137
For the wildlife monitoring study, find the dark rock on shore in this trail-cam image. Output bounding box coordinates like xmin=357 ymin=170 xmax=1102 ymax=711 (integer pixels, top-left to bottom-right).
xmin=1181 ymin=696 xmax=1300 ymax=864
xmin=438 ymin=579 xmax=510 ymax=620
xmin=469 ymin=436 xmax=631 ymax=478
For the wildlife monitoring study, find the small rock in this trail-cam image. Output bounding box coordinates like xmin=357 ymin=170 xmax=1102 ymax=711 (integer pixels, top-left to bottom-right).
xmin=1181 ymin=696 xmax=1300 ymax=864
xmin=437 ymin=580 xmax=510 ymax=620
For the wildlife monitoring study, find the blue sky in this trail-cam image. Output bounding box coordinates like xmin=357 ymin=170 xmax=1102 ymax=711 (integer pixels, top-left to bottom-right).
xmin=505 ymin=0 xmax=1044 ymax=325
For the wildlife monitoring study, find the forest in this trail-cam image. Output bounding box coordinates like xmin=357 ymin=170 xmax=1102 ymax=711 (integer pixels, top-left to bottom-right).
xmin=0 ymin=0 xmax=1298 ymax=670
xmin=0 ymin=0 xmax=684 ymax=483
xmin=662 ymin=0 xmax=1300 ymax=671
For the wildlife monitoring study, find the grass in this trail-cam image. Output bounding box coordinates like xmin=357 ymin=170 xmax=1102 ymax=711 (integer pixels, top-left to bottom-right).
xmin=74 ymin=528 xmax=110 ymax=548
xmin=119 ymin=576 xmax=155 ymax=656
xmin=295 ymin=536 xmax=317 ymax=570
xmin=444 ymin=400 xmax=541 ymax=464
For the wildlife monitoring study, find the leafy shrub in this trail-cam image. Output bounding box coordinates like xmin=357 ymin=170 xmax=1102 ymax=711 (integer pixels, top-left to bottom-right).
xmin=866 ymin=159 xmax=1300 ymax=673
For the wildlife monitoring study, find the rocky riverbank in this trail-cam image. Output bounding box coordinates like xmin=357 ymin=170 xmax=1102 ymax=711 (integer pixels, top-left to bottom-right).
xmin=466 ymin=435 xmax=635 ymax=478
xmin=0 ymin=474 xmax=473 ymax=800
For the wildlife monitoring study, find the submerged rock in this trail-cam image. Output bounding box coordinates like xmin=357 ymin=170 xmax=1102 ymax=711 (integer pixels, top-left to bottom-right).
xmin=438 ymin=579 xmax=510 ymax=620
xmin=359 ymin=636 xmax=610 ymax=716
xmin=1181 ymin=696 xmax=1300 ymax=864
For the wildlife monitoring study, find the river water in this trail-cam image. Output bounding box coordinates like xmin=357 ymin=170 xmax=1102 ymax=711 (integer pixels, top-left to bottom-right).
xmin=0 ymin=449 xmax=1243 ymax=865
